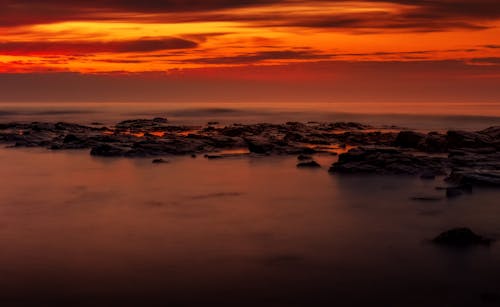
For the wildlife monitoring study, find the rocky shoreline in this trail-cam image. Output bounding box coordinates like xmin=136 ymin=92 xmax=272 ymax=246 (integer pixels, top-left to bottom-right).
xmin=1 ymin=118 xmax=500 ymax=188
xmin=2 ymin=117 xmax=500 ymax=247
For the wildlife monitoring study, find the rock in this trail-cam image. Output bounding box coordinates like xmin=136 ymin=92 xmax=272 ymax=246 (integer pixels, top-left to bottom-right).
xmin=329 ymin=147 xmax=447 ymax=175
xmin=394 ymin=131 xmax=425 ymax=148
xmin=297 ymin=160 xmax=321 ymax=168
xmin=447 ymin=130 xmax=493 ymax=149
xmin=297 ymin=154 xmax=312 ymax=161
xmin=153 ymin=117 xmax=168 ymax=123
xmin=90 ymin=144 xmax=126 ymax=157
xmin=204 ymin=154 xmax=223 ymax=159
xmin=481 ymin=292 xmax=500 ymax=304
xmin=480 ymin=126 xmax=500 ymax=139
xmin=329 ymin=122 xmax=371 ymax=130
xmin=152 ymin=158 xmax=168 ymax=164
xmin=410 ymin=196 xmax=442 ymax=202
xmin=299 ymin=147 xmax=316 ymax=155
xmin=446 ymin=188 xmax=463 ymax=198
xmin=436 ymin=184 xmax=472 ymax=198
xmin=63 ymin=134 xmax=81 ymax=143
xmin=420 ymin=171 xmax=437 ymax=180
xmin=432 ymin=228 xmax=493 ymax=246
xmin=116 ymin=118 xmax=168 ymax=131
xmin=447 ymin=169 xmax=500 ymax=186
xmin=244 ymin=137 xmax=274 ymax=154
xmin=419 ymin=133 xmax=448 ymax=153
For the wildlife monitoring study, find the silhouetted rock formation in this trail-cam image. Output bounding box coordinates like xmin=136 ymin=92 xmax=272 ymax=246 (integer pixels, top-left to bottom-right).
xmin=2 ymin=119 xmax=500 ymax=193
xmin=297 ymin=160 xmax=321 ymax=168
xmin=329 ymin=147 xmax=447 ymax=175
xmin=152 ymin=158 xmax=168 ymax=164
xmin=432 ymin=228 xmax=493 ymax=247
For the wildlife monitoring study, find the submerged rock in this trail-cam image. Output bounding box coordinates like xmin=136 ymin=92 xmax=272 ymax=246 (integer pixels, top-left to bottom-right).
xmin=153 ymin=117 xmax=168 ymax=123
xmin=420 ymin=171 xmax=437 ymax=180
xmin=410 ymin=196 xmax=442 ymax=202
xmin=446 ymin=188 xmax=463 ymax=198
xmin=204 ymin=154 xmax=223 ymax=159
xmin=444 ymin=184 xmax=472 ymax=198
xmin=297 ymin=160 xmax=321 ymax=168
xmin=152 ymin=158 xmax=168 ymax=164
xmin=432 ymin=228 xmax=493 ymax=247
xmin=297 ymin=154 xmax=312 ymax=161
xmin=90 ymin=144 xmax=126 ymax=157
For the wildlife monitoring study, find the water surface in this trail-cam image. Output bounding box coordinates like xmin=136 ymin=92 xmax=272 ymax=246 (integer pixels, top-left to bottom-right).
xmin=1 ymin=101 xmax=500 ymax=130
xmin=1 ymin=148 xmax=500 ymax=306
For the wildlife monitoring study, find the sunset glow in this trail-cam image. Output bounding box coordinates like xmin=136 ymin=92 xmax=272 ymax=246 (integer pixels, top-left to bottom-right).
xmin=1 ymin=0 xmax=499 ymax=73
xmin=0 ymin=0 xmax=499 ymax=102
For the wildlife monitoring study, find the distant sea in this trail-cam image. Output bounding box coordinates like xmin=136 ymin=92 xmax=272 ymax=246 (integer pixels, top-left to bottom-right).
xmin=1 ymin=101 xmax=499 ymax=131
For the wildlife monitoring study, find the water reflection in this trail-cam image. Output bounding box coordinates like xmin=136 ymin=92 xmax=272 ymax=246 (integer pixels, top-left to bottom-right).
xmin=0 ymin=148 xmax=500 ymax=306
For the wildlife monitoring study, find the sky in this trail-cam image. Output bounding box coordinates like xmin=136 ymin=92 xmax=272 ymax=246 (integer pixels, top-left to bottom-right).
xmin=0 ymin=0 xmax=499 ymax=102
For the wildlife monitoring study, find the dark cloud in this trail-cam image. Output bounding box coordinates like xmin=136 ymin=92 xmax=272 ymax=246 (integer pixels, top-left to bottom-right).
xmin=267 ymin=14 xmax=491 ymax=32
xmin=0 ymin=0 xmax=499 ymax=32
xmin=470 ymin=57 xmax=500 ymax=65
xmin=95 ymin=59 xmax=146 ymax=64
xmin=0 ymin=38 xmax=197 ymax=55
xmin=184 ymin=48 xmax=483 ymax=64
xmin=187 ymin=50 xmax=330 ymax=64
xmin=0 ymin=0 xmax=281 ymax=26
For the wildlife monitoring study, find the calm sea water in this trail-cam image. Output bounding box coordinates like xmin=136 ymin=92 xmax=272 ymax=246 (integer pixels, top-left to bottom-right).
xmin=1 ymin=102 xmax=500 ymax=306
xmin=1 ymin=101 xmax=500 ymax=130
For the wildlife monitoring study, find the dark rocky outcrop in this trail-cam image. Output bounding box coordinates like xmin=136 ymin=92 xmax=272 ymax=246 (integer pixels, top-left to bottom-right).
xmin=432 ymin=228 xmax=493 ymax=247
xmin=394 ymin=131 xmax=425 ymax=148
xmin=420 ymin=171 xmax=437 ymax=180
xmin=410 ymin=196 xmax=442 ymax=202
xmin=2 ymin=119 xmax=500 ymax=193
xmin=444 ymin=184 xmax=473 ymax=198
xmin=152 ymin=158 xmax=168 ymax=164
xmin=446 ymin=129 xmax=498 ymax=150
xmin=329 ymin=147 xmax=447 ymax=175
xmin=447 ymin=169 xmax=500 ymax=186
xmin=297 ymin=154 xmax=312 ymax=161
xmin=90 ymin=144 xmax=126 ymax=157
xmin=244 ymin=137 xmax=274 ymax=154
xmin=297 ymin=160 xmax=321 ymax=168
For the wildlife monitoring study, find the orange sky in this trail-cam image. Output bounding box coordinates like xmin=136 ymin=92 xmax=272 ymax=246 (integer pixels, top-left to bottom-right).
xmin=0 ymin=0 xmax=499 ymax=102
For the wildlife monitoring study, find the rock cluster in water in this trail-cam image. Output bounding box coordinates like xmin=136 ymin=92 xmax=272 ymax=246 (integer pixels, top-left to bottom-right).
xmin=1 ymin=118 xmax=499 ymax=247
xmin=1 ymin=118 xmax=500 ymax=186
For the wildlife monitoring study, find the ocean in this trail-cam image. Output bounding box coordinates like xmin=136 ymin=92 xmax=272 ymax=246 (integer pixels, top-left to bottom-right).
xmin=1 ymin=101 xmax=500 ymax=306
xmin=1 ymin=101 xmax=500 ymax=131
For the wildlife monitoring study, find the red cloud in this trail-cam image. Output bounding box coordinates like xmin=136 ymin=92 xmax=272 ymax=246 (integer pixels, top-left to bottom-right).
xmin=0 ymin=38 xmax=198 ymax=56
